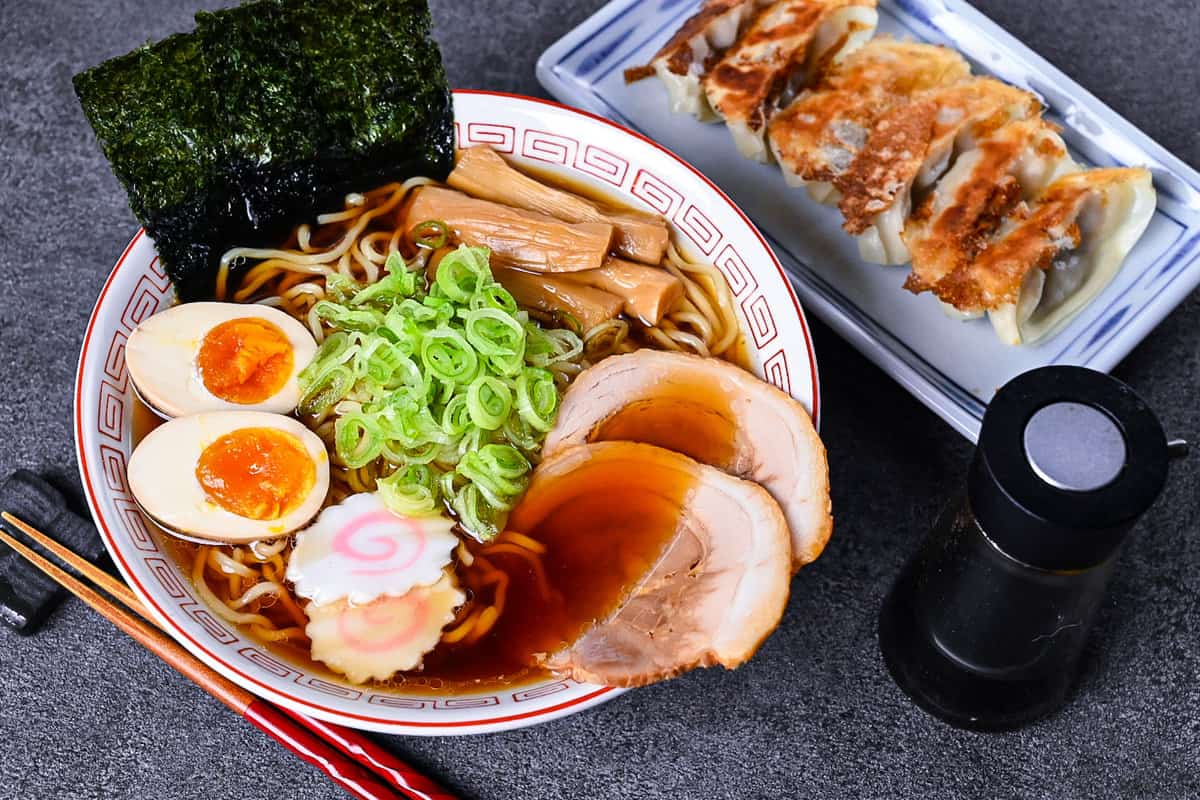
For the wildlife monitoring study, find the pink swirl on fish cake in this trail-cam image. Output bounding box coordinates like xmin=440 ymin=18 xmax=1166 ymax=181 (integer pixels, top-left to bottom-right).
xmin=331 ymin=511 xmax=427 ymax=576
xmin=336 ymin=594 xmax=430 ymax=653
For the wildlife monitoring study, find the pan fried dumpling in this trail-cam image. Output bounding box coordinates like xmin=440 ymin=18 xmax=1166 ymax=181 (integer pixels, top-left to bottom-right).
xmin=808 ymin=0 xmax=876 ymax=74
xmin=704 ymin=0 xmax=878 ymax=162
xmin=985 ymin=168 xmax=1156 ymax=345
xmin=623 ymin=0 xmax=764 ymax=121
xmin=904 ymin=118 xmax=1080 ymax=293
xmin=835 ymin=98 xmax=941 ymax=264
xmin=767 ymin=38 xmax=969 ymax=203
xmin=910 ymin=78 xmax=1043 ymax=191
xmin=838 ymin=81 xmax=1045 ymax=265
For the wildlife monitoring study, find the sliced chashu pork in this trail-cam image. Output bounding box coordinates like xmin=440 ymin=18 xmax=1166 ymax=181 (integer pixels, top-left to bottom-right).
xmin=517 ymin=441 xmax=792 ymax=687
xmin=542 ymin=349 xmax=830 ymax=569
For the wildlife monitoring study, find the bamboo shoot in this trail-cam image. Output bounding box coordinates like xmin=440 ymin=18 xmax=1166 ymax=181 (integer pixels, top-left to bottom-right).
xmin=559 ymin=258 xmax=684 ymax=325
xmin=408 ymin=186 xmax=615 ymax=273
xmin=493 ymin=268 xmax=623 ymax=332
xmin=447 ymin=147 xmax=669 ymax=264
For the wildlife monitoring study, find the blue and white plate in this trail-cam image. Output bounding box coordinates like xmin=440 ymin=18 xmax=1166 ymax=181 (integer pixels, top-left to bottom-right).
xmin=538 ymin=0 xmax=1200 ymax=440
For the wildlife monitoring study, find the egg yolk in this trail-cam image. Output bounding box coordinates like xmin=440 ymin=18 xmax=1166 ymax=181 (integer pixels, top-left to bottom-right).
xmin=197 ymin=318 xmax=294 ymax=404
xmin=196 ymin=428 xmax=316 ymax=520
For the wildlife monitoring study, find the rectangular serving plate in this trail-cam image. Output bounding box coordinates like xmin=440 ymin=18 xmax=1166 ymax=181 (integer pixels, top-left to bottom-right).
xmin=537 ymin=0 xmax=1200 ymax=440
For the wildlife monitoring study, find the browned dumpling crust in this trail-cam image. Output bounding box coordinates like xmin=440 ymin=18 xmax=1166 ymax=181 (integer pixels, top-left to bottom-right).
xmin=768 ymin=38 xmax=970 ymax=188
xmin=704 ymin=0 xmax=879 ymax=161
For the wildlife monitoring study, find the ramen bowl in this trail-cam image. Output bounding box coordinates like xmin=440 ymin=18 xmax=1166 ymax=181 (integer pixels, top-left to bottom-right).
xmin=74 ymin=90 xmax=820 ymax=734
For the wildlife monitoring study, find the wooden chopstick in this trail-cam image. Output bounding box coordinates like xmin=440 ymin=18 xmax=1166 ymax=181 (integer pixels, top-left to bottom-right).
xmin=2 ymin=511 xmax=143 ymax=611
xmin=0 ymin=512 xmax=456 ymax=800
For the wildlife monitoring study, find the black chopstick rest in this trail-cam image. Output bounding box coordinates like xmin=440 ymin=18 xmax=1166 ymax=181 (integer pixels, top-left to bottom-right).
xmin=0 ymin=470 xmax=107 ymax=635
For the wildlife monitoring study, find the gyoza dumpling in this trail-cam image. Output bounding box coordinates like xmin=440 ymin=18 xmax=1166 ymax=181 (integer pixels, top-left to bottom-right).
xmin=704 ymin=0 xmax=878 ymax=162
xmin=910 ymin=78 xmax=1043 ymax=191
xmin=767 ymin=38 xmax=970 ymax=202
xmin=624 ymin=0 xmax=765 ymax=121
xmin=904 ymin=118 xmax=1080 ymax=295
xmin=837 ymin=80 xmax=1046 ymax=265
xmin=985 ymin=168 xmax=1156 ymax=344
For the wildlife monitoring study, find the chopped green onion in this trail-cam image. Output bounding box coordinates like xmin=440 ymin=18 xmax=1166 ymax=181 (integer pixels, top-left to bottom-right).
xmin=376 ymin=402 xmax=445 ymax=450
xmin=525 ymin=324 xmax=582 ymax=367
xmin=458 ymin=444 xmax=529 ymax=497
xmin=351 ymin=261 xmax=419 ymax=307
xmin=335 ymin=410 xmax=384 ymax=469
xmin=450 ymin=483 xmax=501 ymax=541
xmin=297 ymin=243 xmax=585 ymax=541
xmin=434 ymin=244 xmax=491 ymax=302
xmin=411 ymin=219 xmax=449 ymax=249
xmin=380 ymin=439 xmax=438 ymax=466
xmin=300 ymin=331 xmax=355 ymax=383
xmin=464 ymin=308 xmax=524 ymax=357
xmin=515 ymin=367 xmax=560 ymax=432
xmin=377 ymin=464 xmax=441 ymax=516
xmin=298 ymin=364 xmax=354 ymax=418
xmin=465 ymin=307 xmax=525 ymax=376
xmin=325 ymin=273 xmax=360 ymax=304
xmin=441 ymin=394 xmax=472 ymax=436
xmin=554 ymin=310 xmax=583 ymax=335
xmin=357 ymin=336 xmax=411 ymax=387
xmin=384 ymin=251 xmax=406 ymax=274
xmin=453 ymin=425 xmax=490 ymax=461
xmin=420 ymin=328 xmax=479 ymax=384
xmin=502 ymin=409 xmax=542 ymax=454
xmin=315 ymin=301 xmax=384 ymax=332
xmin=466 ymin=375 xmax=513 ymax=430
xmin=471 ymin=282 xmax=518 ymax=315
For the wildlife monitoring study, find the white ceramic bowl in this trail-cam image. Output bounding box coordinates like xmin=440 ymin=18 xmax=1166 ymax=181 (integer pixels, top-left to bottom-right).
xmin=74 ymin=90 xmax=820 ymax=734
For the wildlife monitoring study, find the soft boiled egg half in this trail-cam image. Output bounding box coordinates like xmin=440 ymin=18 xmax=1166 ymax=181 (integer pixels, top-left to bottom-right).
xmin=128 ymin=411 xmax=330 ymax=544
xmin=126 ymin=302 xmax=317 ymax=417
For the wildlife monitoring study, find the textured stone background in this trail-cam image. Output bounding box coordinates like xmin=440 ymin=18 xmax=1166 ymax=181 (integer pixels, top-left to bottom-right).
xmin=1 ymin=1 xmax=1198 ymax=798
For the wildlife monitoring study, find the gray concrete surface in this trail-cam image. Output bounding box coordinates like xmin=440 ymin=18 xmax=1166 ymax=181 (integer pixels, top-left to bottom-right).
xmin=1 ymin=1 xmax=1198 ymax=798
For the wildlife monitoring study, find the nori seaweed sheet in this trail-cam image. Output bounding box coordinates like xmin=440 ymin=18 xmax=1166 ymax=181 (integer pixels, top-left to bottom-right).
xmin=196 ymin=0 xmax=325 ymax=244
xmin=73 ymin=0 xmax=454 ymax=300
xmin=298 ymin=0 xmax=455 ymax=195
xmin=72 ymin=34 xmax=234 ymax=298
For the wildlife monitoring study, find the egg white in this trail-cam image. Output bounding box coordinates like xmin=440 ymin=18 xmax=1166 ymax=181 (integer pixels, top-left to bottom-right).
xmin=128 ymin=411 xmax=330 ymax=544
xmin=126 ymin=302 xmax=318 ymax=418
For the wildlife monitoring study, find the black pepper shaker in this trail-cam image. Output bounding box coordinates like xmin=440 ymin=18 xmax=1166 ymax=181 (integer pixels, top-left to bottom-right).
xmin=878 ymin=366 xmax=1183 ymax=731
